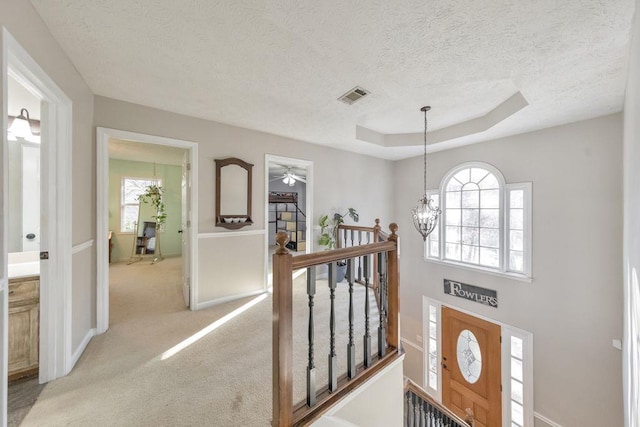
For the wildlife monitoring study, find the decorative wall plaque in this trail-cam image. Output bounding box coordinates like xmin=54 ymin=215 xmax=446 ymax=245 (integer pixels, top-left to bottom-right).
xmin=444 ymin=279 xmax=498 ymax=308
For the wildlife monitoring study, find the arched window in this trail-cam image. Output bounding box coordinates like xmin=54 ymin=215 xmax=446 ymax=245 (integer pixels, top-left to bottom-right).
xmin=426 ymin=163 xmax=531 ymax=279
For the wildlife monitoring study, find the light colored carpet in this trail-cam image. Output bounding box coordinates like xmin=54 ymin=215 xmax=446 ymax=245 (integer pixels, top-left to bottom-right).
xmin=21 ymin=257 xmax=379 ymax=426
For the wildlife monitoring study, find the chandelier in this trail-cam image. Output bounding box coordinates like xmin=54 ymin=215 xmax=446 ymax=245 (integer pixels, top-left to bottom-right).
xmin=412 ymin=106 xmax=441 ymax=241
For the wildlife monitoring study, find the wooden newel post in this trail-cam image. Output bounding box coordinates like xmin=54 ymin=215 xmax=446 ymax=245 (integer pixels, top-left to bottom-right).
xmin=387 ymin=223 xmax=400 ymax=350
xmin=273 ymin=232 xmax=293 ymax=426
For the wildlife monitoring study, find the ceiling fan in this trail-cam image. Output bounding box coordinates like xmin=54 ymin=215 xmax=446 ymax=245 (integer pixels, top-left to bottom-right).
xmin=269 ymin=165 xmax=307 ymax=186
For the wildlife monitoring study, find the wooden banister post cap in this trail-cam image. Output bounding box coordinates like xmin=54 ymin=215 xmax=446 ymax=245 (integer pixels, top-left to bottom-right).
xmin=276 ymin=231 xmax=290 ymax=254
xmin=389 ymin=223 xmax=398 ymax=241
xmin=374 ymin=218 xmax=381 ymax=229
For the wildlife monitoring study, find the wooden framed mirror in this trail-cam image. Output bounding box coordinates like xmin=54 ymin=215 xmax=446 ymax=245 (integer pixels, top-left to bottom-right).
xmin=215 ymin=157 xmax=253 ymax=229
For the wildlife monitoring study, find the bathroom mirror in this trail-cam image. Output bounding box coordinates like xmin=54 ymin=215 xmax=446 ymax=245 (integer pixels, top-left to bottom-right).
xmin=215 ymin=157 xmax=253 ymax=229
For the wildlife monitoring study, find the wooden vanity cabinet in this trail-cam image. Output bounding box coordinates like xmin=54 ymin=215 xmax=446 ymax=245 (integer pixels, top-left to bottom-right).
xmin=8 ymin=276 xmax=39 ymax=381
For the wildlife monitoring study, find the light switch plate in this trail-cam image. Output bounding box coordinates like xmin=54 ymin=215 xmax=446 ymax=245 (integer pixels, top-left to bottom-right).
xmin=613 ymin=339 xmax=622 ymax=350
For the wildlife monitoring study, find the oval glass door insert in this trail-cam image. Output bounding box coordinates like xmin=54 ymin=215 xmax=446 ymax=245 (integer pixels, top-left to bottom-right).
xmin=457 ymin=329 xmax=482 ymax=384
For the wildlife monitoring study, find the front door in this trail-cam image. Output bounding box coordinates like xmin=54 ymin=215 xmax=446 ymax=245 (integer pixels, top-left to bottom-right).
xmin=442 ymin=307 xmax=501 ymax=427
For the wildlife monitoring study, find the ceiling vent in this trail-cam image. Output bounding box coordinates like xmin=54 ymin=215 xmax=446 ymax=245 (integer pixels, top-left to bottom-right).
xmin=338 ymin=86 xmax=370 ymax=105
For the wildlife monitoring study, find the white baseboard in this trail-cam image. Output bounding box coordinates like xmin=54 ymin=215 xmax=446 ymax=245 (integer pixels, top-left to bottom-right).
xmin=534 ymin=412 xmax=563 ymax=427
xmin=69 ymin=328 xmax=96 ymax=372
xmin=196 ymin=289 xmax=266 ymax=310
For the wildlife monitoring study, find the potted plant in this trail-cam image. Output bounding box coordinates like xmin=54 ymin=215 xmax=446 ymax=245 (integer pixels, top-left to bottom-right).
xmin=138 ymin=184 xmax=166 ymax=228
xmin=319 ymin=208 xmax=359 ymax=282
xmin=138 ymin=184 xmax=166 ymax=258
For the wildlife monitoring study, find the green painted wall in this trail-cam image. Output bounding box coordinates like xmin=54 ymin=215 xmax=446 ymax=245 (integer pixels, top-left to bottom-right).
xmin=108 ymin=159 xmax=183 ymax=261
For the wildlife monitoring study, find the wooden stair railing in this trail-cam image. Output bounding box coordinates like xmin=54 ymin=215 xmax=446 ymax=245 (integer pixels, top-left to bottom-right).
xmin=404 ymin=378 xmax=474 ymax=427
xmin=273 ymin=222 xmax=402 ymax=426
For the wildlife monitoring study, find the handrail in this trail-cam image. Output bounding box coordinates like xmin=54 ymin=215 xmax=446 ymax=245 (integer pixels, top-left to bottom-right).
xmin=292 ymin=241 xmax=395 ymax=269
xmin=273 ymin=222 xmax=400 ymax=426
xmin=404 ymin=378 xmax=473 ymax=427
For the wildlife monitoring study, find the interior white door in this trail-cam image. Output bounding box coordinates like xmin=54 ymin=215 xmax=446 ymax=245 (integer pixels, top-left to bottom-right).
xmin=22 ymin=144 xmax=40 ymax=251
xmin=181 ymin=151 xmax=190 ymax=308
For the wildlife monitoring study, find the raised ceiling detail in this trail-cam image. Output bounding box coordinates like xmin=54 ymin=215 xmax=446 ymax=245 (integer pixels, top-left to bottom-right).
xmin=356 ymin=91 xmax=529 ymax=152
xmin=30 ymin=0 xmax=635 ymax=160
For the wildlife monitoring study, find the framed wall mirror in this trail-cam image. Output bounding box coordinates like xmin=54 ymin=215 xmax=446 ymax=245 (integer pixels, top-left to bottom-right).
xmin=215 ymin=157 xmax=253 ymax=229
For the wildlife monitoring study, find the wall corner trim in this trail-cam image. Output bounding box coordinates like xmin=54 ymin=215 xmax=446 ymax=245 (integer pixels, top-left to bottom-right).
xmin=69 ymin=328 xmax=96 ymax=372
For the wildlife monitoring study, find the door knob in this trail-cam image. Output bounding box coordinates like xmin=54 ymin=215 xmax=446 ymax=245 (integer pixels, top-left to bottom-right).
xmin=178 ymin=229 xmax=183 ymax=234
xmin=26 ymin=233 xmax=36 ymax=240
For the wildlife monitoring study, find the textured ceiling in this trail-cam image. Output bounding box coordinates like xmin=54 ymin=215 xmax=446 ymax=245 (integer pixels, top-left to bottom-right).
xmin=31 ymin=0 xmax=635 ymax=159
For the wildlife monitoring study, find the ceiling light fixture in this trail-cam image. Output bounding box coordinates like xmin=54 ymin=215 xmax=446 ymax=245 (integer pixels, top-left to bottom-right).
xmin=282 ymin=174 xmax=296 ymax=186
xmin=412 ymin=106 xmax=441 ymax=241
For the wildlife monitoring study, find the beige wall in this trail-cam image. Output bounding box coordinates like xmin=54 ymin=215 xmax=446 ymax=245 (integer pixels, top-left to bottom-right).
xmin=0 ymin=0 xmax=95 ymax=365
xmin=94 ymin=96 xmax=394 ymax=306
xmin=315 ymin=356 xmax=405 ymax=427
xmin=394 ymin=114 xmax=624 ymax=426
xmin=623 ymin=1 xmax=640 ymax=426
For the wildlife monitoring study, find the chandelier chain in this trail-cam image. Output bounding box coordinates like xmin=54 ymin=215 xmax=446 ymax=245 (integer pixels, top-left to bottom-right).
xmin=423 ymin=109 xmax=428 ymax=195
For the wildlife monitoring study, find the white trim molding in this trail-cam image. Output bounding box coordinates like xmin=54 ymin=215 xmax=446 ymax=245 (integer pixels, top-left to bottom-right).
xmin=3 ymin=27 xmax=74 ymax=402
xmin=534 ymin=412 xmax=563 ymax=427
xmin=69 ymin=328 xmax=96 ymax=370
xmin=196 ymin=289 xmax=266 ymax=311
xmin=72 ymin=239 xmax=94 ymax=255
xmin=96 ymin=127 xmax=199 ymax=334
xmin=198 ymin=229 xmax=265 ymax=239
xmin=400 ymin=338 xmax=423 ymax=353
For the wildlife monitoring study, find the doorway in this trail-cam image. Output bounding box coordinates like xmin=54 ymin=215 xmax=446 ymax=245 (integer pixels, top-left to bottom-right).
xmin=422 ymin=297 xmax=534 ymax=426
xmin=6 ymin=71 xmax=45 ymax=427
xmin=106 ymin=138 xmax=189 ymax=324
xmin=441 ymin=307 xmax=502 ymax=427
xmin=2 ymin=29 xmax=73 ymax=426
xmin=96 ymin=128 xmax=198 ymax=334
xmin=264 ymin=155 xmax=313 ymax=287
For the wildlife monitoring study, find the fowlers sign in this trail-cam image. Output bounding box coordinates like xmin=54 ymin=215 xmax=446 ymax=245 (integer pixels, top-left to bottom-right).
xmin=444 ymin=279 xmax=498 ymax=308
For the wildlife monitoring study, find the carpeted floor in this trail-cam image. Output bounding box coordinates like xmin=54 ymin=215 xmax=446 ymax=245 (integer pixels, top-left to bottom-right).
xmin=21 ymin=256 xmax=378 ymax=426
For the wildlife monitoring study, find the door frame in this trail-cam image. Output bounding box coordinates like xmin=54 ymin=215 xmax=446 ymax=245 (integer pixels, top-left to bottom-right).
xmin=422 ymin=297 xmax=534 ymax=427
xmin=2 ymin=28 xmax=73 ymax=425
xmin=96 ymin=127 xmax=199 ymax=334
xmin=264 ymin=154 xmax=313 ymax=288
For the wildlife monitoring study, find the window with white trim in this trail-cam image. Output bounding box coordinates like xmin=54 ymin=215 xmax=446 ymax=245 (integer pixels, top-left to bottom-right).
xmin=121 ymin=177 xmax=161 ymax=232
xmin=425 ymin=163 xmax=531 ymax=279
